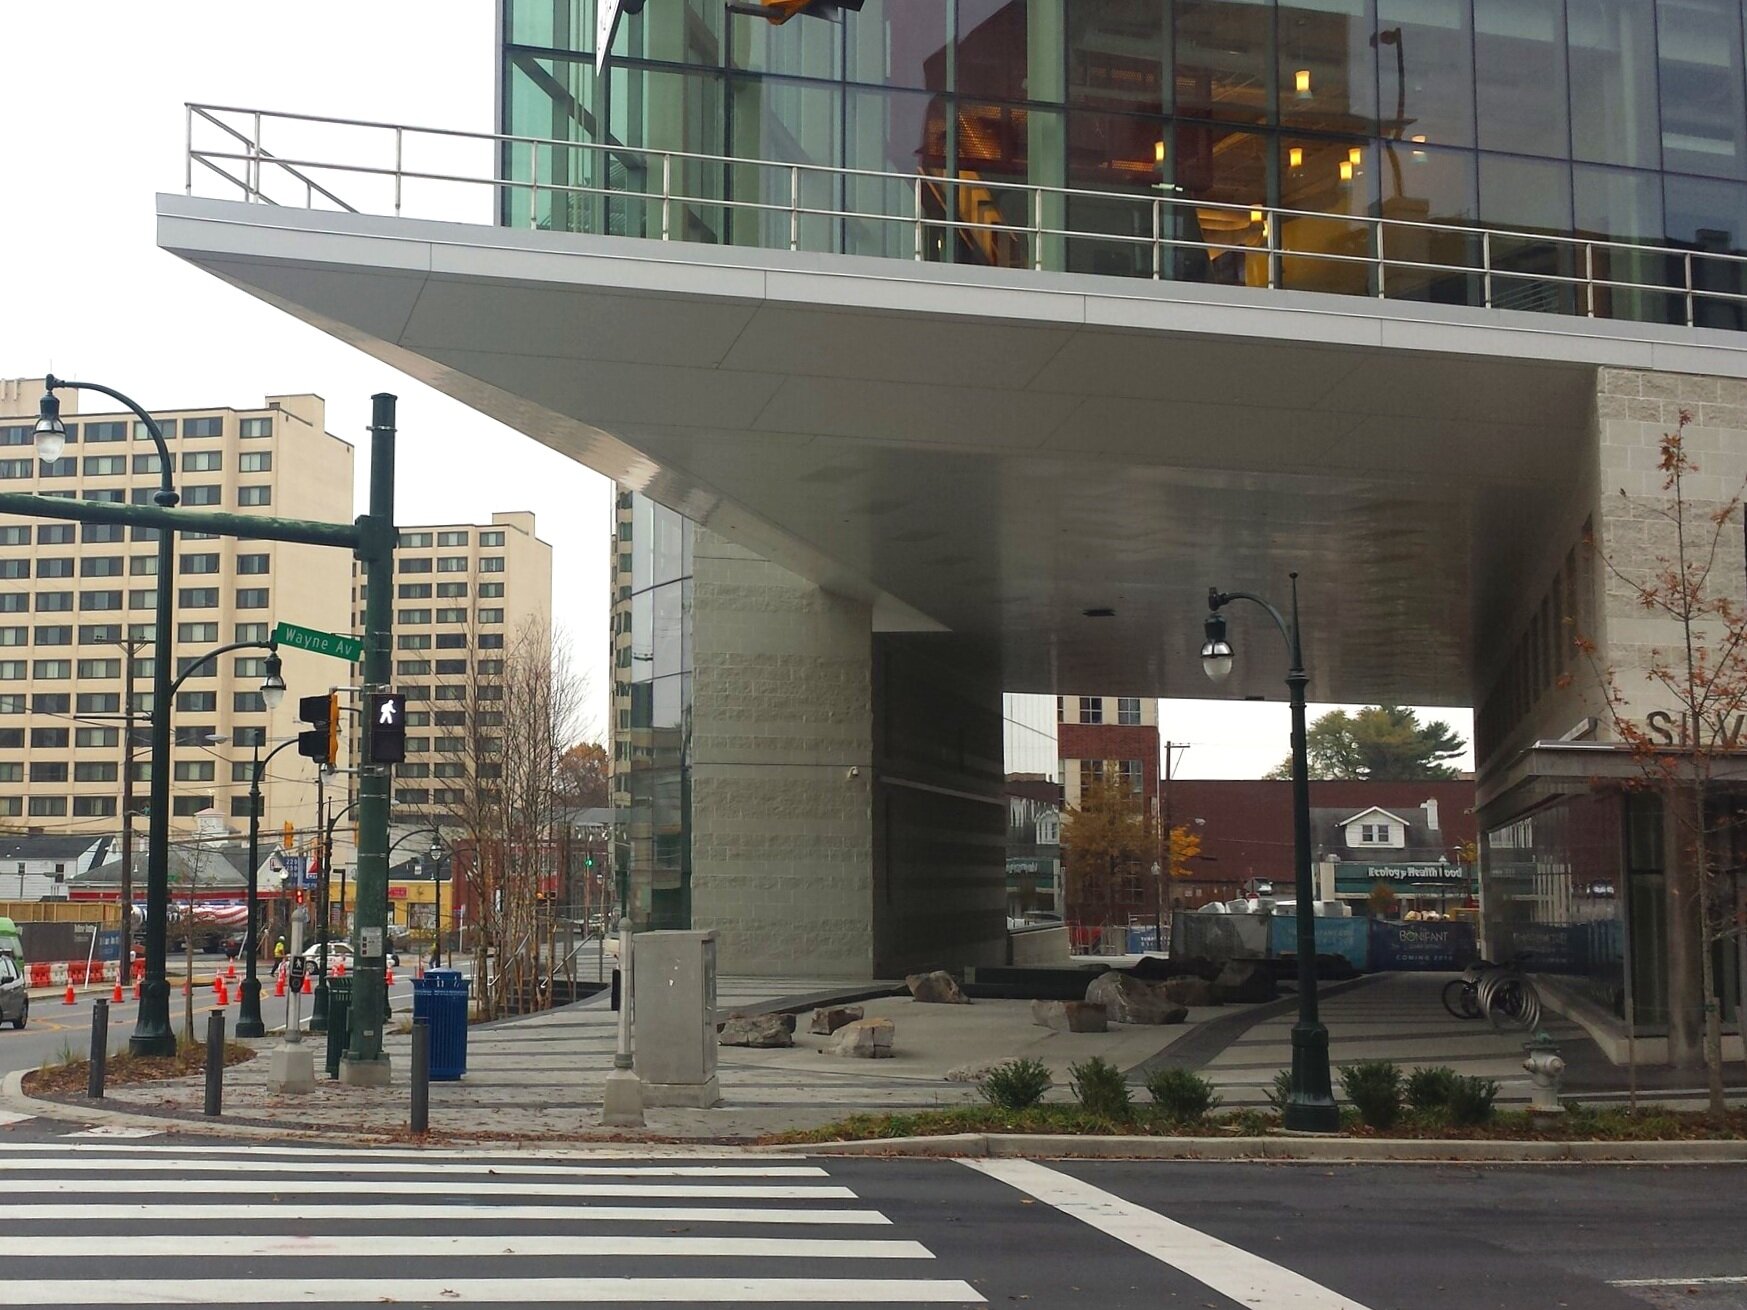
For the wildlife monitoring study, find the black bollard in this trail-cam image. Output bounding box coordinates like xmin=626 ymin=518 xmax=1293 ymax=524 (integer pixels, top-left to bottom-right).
xmin=203 ymin=1010 xmax=225 ymax=1117
xmin=410 ymin=1017 xmax=430 ymax=1135
xmin=87 ymin=998 xmax=108 ymax=1100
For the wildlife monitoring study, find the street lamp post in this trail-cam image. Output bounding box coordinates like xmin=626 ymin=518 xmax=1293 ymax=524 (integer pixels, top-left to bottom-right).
xmin=388 ymin=827 xmax=446 ymax=966
xmin=238 ymin=731 xmax=298 ymax=1038
xmin=35 ymin=375 xmax=180 ymax=1057
xmin=1201 ymin=573 xmax=1338 ymax=1133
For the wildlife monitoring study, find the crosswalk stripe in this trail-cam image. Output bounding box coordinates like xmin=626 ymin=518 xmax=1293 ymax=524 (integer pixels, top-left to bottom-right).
xmin=0 ymin=1158 xmax=828 ymax=1178
xmin=59 ymin=1126 xmax=159 ymax=1139
xmin=0 ymin=1177 xmax=855 ymax=1199
xmin=0 ymin=1277 xmax=985 ymax=1304
xmin=0 ymin=1142 xmax=783 ymax=1160
xmin=0 ymin=1203 xmax=893 ymax=1225
xmin=4 ymin=1234 xmax=934 ymax=1259
xmin=962 ymin=1158 xmax=1372 ymax=1310
xmin=0 ymin=1111 xmax=32 ymax=1127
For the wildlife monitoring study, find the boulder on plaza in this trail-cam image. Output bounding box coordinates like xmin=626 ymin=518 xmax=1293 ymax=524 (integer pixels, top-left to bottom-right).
xmin=1158 ymin=976 xmax=1220 ymax=1008
xmin=1030 ymin=999 xmax=1109 ymax=1033
xmin=718 ymin=1012 xmax=796 ymax=1048
xmin=809 ymin=1004 xmax=865 ymax=1035
xmin=1084 ymin=971 xmax=1188 ymax=1025
xmin=832 ymin=1017 xmax=895 ymax=1058
xmin=1213 ymin=958 xmax=1278 ymax=1004
xmin=905 ymin=970 xmax=969 ymax=1004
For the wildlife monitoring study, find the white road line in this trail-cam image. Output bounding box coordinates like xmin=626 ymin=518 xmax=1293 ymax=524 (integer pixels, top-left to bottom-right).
xmin=59 ymin=1126 xmax=159 ymax=1139
xmin=0 ymin=1278 xmax=984 ymax=1305
xmin=0 ymin=1111 xmax=32 ymax=1127
xmin=0 ymin=1158 xmax=827 ymax=1178
xmin=0 ymin=1142 xmax=780 ymax=1160
xmin=962 ymin=1159 xmax=1373 ymax=1310
xmin=6 ymin=1234 xmax=933 ymax=1259
xmin=1611 ymin=1276 xmax=1747 ymax=1287
xmin=0 ymin=1202 xmax=892 ymax=1225
xmin=0 ymin=1177 xmax=854 ymax=1199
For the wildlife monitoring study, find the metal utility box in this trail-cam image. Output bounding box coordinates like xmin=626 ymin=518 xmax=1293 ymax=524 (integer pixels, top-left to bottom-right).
xmin=632 ymin=930 xmax=719 ymax=1108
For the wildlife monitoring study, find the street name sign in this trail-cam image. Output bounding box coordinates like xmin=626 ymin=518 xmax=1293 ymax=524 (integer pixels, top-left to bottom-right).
xmin=273 ymin=621 xmax=362 ymax=663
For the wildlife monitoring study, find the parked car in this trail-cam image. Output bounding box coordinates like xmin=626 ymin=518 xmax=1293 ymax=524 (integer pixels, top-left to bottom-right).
xmin=283 ymin=940 xmax=400 ymax=975
xmin=0 ymin=952 xmax=27 ymax=1029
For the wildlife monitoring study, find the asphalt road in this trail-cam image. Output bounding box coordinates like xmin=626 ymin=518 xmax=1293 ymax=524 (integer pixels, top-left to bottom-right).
xmin=0 ymin=1130 xmax=1740 ymax=1308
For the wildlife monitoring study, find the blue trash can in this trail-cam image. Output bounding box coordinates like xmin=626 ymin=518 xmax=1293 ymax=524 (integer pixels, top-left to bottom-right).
xmin=413 ymin=968 xmax=468 ymax=1080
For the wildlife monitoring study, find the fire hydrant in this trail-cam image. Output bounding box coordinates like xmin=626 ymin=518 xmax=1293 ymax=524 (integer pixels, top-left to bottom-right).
xmin=1522 ymin=1030 xmax=1565 ymax=1113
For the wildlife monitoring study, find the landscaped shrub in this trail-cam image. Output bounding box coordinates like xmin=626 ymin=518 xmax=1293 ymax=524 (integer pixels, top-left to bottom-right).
xmin=1144 ymin=1067 xmax=1222 ymax=1123
xmin=1406 ymin=1065 xmax=1460 ymax=1112
xmin=1446 ymin=1075 xmax=1500 ymax=1126
xmin=979 ymin=1058 xmax=1053 ymax=1111
xmin=1265 ymin=1068 xmax=1294 ymax=1111
xmin=1068 ymin=1056 xmax=1133 ymax=1119
xmin=1338 ymin=1061 xmax=1403 ymax=1130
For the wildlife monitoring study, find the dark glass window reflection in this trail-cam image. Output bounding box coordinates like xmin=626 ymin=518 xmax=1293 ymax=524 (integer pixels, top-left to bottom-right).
xmin=1377 ymin=0 xmax=1475 ymax=149
xmin=1473 ymin=0 xmax=1569 ymax=159
xmin=1278 ymin=0 xmax=1378 ymax=135
xmin=1657 ymin=0 xmax=1747 ymax=180
xmin=1176 ymin=0 xmax=1273 ymax=125
xmin=1568 ymin=0 xmax=1659 ymax=170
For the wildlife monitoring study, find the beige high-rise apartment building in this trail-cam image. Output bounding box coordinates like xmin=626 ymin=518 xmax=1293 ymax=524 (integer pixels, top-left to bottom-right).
xmin=0 ymin=379 xmax=355 ymax=840
xmin=350 ymin=511 xmax=553 ymax=820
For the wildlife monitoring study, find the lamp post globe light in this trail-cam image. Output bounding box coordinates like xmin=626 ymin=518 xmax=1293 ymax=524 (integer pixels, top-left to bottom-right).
xmin=1200 ymin=573 xmax=1338 ymax=1134
xmin=238 ymin=732 xmax=302 ymax=1038
xmin=41 ymin=376 xmax=182 ymax=1057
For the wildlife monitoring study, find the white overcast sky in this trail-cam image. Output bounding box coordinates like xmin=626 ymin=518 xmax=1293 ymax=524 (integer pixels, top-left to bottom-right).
xmin=0 ymin=1 xmax=1473 ymax=776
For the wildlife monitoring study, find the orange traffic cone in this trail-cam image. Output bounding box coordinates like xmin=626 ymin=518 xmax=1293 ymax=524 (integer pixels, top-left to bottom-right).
xmin=111 ymin=981 xmax=123 ymax=1004
xmin=226 ymin=960 xmax=236 ymax=980
xmin=274 ymin=971 xmax=286 ymax=998
xmin=212 ymin=974 xmax=224 ymax=995
xmin=215 ymin=977 xmax=227 ymax=1005
xmin=301 ymin=974 xmax=312 ymax=995
xmin=385 ymin=965 xmax=394 ymax=985
xmin=132 ymin=980 xmax=141 ymax=1001
xmin=333 ymin=957 xmax=345 ymax=978
xmin=62 ymin=983 xmax=75 ymax=1006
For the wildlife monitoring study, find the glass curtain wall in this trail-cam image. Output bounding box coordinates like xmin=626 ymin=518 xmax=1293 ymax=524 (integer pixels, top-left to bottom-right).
xmin=609 ymin=490 xmax=694 ymax=931
xmin=504 ymin=0 xmax=1747 ymax=322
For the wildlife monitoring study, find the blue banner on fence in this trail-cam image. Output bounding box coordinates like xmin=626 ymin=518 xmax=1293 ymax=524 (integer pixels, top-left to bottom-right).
xmin=1125 ymin=925 xmax=1160 ymax=954
xmin=1269 ymin=915 xmax=1370 ymax=970
xmin=95 ymin=929 xmax=122 ymax=962
xmin=1368 ymin=920 xmax=1478 ymax=971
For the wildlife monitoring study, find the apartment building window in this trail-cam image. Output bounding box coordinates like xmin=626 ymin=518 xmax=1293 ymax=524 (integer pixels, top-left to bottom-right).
xmin=0 ymin=562 xmax=25 ymax=581
xmin=398 ymin=583 xmax=433 ymax=600
xmin=132 ymin=453 xmax=163 ymax=475
xmin=477 ymin=608 xmax=504 ymax=624
xmin=435 ymin=633 xmax=466 ymax=649
xmin=177 ymin=692 xmax=217 ymax=714
xmin=133 ymin=419 xmax=175 ymax=440
xmin=399 ymin=558 xmax=432 ymax=574
xmin=237 ymin=486 xmax=271 ymax=507
xmin=233 ymin=726 xmax=266 ymax=748
xmin=28 ymin=797 xmax=67 ymax=817
xmin=128 ymin=556 xmax=158 ymax=577
xmin=436 ymin=582 xmax=467 ymax=598
xmin=229 ymin=762 xmax=252 ymax=783
xmin=398 ymin=608 xmax=432 ymax=625
xmin=78 ymin=624 xmax=120 ymax=644
xmin=238 ymin=417 xmax=271 ymax=439
xmin=32 ymin=660 xmax=69 ymax=680
xmin=234 ymin=623 xmax=269 ymax=643
xmin=39 ymin=457 xmax=74 ymax=478
xmin=178 ymin=622 xmax=219 ymax=644
xmin=235 ymin=588 xmax=269 ymax=609
xmin=179 ymin=588 xmax=218 ymax=608
xmin=76 ymin=727 xmax=118 ymax=748
xmin=31 ymin=728 xmax=68 ymax=748
xmin=397 ymin=660 xmax=431 ymax=676
xmin=239 ymin=451 xmax=272 ymax=471
xmin=0 ymin=527 xmax=27 ymax=546
xmin=0 ymin=764 xmax=19 ymax=783
xmin=82 ymin=489 xmax=124 ymax=506
xmin=404 ymin=711 xmax=429 ymax=728
xmin=395 ymin=789 xmax=429 ymax=806
xmin=0 ymin=460 xmax=30 ymax=480
xmin=0 ymin=727 xmax=20 ymax=746
xmin=184 ymin=417 xmax=222 ymax=438
xmin=77 ymin=659 xmax=120 ymax=679
xmin=74 ymin=797 xmax=117 ymax=818
xmin=477 ymin=685 xmax=504 ymax=702
xmin=397 ymin=634 xmax=431 ymax=650
xmin=234 ymin=657 xmax=266 ymax=677
xmin=404 ymin=737 xmax=429 ymax=753
xmin=436 ymin=608 xmax=467 ymax=624
xmin=38 ymin=558 xmax=73 ymax=580
xmin=74 ymin=762 xmax=118 ymax=784
xmin=398 ymin=532 xmax=433 ymax=549
xmin=129 ymin=590 xmax=158 ymax=610
xmin=76 ymin=693 xmax=119 ymax=714
xmin=477 ymin=634 xmax=504 ymax=650
xmin=37 ymin=525 xmax=70 ymax=545
xmin=175 ymin=657 xmax=216 ymax=680
xmin=171 ymin=796 xmax=214 ymax=816
xmin=437 ymin=531 xmax=470 ymax=547
xmin=84 ymin=421 xmax=127 ymax=443
xmin=233 ymin=691 xmax=266 ymax=713
xmin=81 ymin=455 xmax=125 ymax=477
xmin=435 ymin=659 xmax=466 ymax=675
xmin=433 ymin=738 xmax=464 ymax=753
xmin=478 ymin=556 xmax=504 ymax=572
xmin=478 ymin=582 xmax=504 ymax=598
xmin=80 ymin=590 xmax=121 ymax=612
xmin=0 ymin=427 xmax=24 ymax=448
xmin=29 ymin=763 xmax=67 ymax=783
xmin=31 ymin=694 xmax=67 ymax=714
xmin=398 ymin=763 xmax=430 ymax=778
xmin=180 ymin=554 xmax=220 ymax=576
xmin=34 ymin=626 xmax=70 ymax=646
xmin=402 ymin=686 xmax=430 ymax=702
xmin=0 ymin=628 xmax=23 ymax=647
xmin=1078 ymin=697 xmax=1103 ymax=724
xmin=0 ymin=596 xmax=25 ymax=615
xmin=436 ymin=556 xmax=468 ymax=573
xmin=177 ymin=486 xmax=219 ymax=507
xmin=237 ymin=553 xmax=269 ymax=575
xmin=171 ymin=760 xmax=215 ymax=783
xmin=480 ymin=531 xmax=504 ymax=547
xmin=181 ymin=451 xmax=222 ymax=472
xmin=131 ymin=657 xmax=153 ymax=680
xmin=172 ymin=726 xmax=215 ymax=748
xmin=433 ymin=710 xmax=465 ymax=727
xmin=435 ymin=685 xmax=466 ymax=701
xmin=84 ymin=522 xmax=127 ymax=546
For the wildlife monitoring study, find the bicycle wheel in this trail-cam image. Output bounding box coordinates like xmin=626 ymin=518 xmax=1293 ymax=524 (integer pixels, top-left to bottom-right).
xmin=1442 ymin=978 xmax=1480 ymax=1020
xmin=1487 ymin=976 xmax=1538 ymax=1031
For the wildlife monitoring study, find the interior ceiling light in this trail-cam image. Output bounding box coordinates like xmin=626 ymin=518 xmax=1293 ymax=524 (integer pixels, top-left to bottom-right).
xmin=1294 ymin=68 xmax=1312 ymax=100
xmin=1154 ymin=139 xmax=1166 ymax=164
xmin=1339 ymin=159 xmax=1354 ymax=182
xmin=1288 ymin=146 xmax=1304 ymax=168
xmin=1348 ymin=146 xmax=1363 ymax=165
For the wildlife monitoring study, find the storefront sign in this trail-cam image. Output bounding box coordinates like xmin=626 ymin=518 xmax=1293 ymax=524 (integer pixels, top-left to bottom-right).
xmin=1369 ymin=920 xmax=1478 ymax=971
xmin=1336 ymin=862 xmax=1471 ymax=895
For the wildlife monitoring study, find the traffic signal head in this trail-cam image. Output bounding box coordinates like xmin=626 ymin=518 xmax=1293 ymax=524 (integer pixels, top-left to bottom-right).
xmin=297 ymin=692 xmax=341 ymax=766
xmin=282 ymin=821 xmax=294 ymax=851
xmin=364 ymin=691 xmax=407 ymax=765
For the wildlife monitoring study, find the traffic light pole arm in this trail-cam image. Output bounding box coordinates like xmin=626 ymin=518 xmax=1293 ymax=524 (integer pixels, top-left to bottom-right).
xmin=0 ymin=492 xmax=366 ymax=552
xmin=169 ymin=640 xmax=277 ymax=702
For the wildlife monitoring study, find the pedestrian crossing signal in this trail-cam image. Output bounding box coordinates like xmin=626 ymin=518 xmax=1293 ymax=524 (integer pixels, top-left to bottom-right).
xmin=366 ymin=691 xmax=407 ymax=765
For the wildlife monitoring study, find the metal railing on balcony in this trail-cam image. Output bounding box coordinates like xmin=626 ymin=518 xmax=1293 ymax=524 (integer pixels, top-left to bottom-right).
xmin=185 ymin=103 xmax=1747 ymax=333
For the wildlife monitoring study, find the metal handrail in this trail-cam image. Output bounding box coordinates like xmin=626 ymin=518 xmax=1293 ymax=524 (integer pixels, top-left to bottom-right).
xmin=184 ymin=103 xmax=1747 ymax=327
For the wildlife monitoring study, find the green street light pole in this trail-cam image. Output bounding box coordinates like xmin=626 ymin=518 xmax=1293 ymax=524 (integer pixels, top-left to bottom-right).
xmin=239 ymin=733 xmax=299 ymax=1037
xmin=1201 ymin=574 xmax=1339 ymax=1134
xmin=340 ymin=393 xmax=397 ymax=1086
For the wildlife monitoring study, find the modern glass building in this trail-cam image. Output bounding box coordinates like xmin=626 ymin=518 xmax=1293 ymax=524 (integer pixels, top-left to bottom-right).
xmin=503 ymin=0 xmax=1747 ymax=325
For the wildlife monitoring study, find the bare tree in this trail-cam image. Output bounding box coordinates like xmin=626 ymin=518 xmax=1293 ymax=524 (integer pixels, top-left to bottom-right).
xmin=426 ymin=619 xmax=586 ymax=1019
